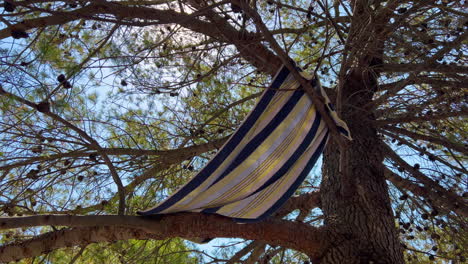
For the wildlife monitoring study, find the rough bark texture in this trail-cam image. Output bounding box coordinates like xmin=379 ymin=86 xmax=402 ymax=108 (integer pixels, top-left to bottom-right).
xmin=318 ymin=69 xmax=404 ymax=263
xmin=0 ymin=214 xmax=329 ymax=262
xmin=0 ymin=227 xmax=160 ymax=263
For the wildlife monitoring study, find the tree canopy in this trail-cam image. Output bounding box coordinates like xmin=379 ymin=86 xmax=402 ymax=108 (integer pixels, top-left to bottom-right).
xmin=0 ymin=0 xmax=466 ymax=263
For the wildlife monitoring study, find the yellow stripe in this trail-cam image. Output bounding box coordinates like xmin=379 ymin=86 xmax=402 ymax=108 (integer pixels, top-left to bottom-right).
xmin=206 ymin=98 xmax=316 ymax=207
xmin=165 ymin=81 xmax=298 ymax=212
xmin=228 ymin=124 xmax=324 ymax=217
xmin=242 ymin=124 xmax=327 ymax=218
xmin=249 ymin=89 xmax=294 ymax=135
xmin=229 ymin=124 xmax=327 ymax=218
xmin=199 ymin=95 xmax=312 ymax=207
xmin=178 ymin=94 xmax=311 ymax=209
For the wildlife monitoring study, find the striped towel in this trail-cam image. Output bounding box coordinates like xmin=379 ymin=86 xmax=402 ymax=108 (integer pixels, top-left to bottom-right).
xmin=138 ymin=65 xmax=351 ymax=223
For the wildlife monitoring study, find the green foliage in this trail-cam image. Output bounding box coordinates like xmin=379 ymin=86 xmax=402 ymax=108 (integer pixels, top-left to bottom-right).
xmin=0 ymin=0 xmax=466 ymax=263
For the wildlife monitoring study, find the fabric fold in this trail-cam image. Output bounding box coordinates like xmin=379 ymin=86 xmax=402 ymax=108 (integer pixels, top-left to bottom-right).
xmin=138 ymin=64 xmax=351 ymax=222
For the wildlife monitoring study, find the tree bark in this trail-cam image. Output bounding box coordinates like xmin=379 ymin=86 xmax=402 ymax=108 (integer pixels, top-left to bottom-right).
xmin=0 ymin=214 xmax=329 ymax=262
xmin=318 ymin=70 xmax=405 ymax=263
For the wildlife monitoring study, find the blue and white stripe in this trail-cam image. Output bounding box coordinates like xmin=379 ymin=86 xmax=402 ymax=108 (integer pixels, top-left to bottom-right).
xmin=138 ymin=65 xmax=351 ymax=222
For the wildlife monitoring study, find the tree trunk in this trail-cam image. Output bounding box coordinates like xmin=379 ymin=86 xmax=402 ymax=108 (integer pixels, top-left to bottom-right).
xmin=318 ymin=70 xmax=405 ymax=263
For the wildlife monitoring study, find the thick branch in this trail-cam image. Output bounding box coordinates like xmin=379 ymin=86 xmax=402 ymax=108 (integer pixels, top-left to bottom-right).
xmin=1 ymin=2 xmax=281 ymax=75
xmin=0 ymin=214 xmax=330 ymax=261
xmin=0 ymin=226 xmax=161 ymax=263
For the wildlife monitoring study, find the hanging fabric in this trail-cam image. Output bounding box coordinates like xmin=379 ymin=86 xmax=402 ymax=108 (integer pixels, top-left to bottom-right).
xmin=138 ymin=64 xmax=351 ymax=223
